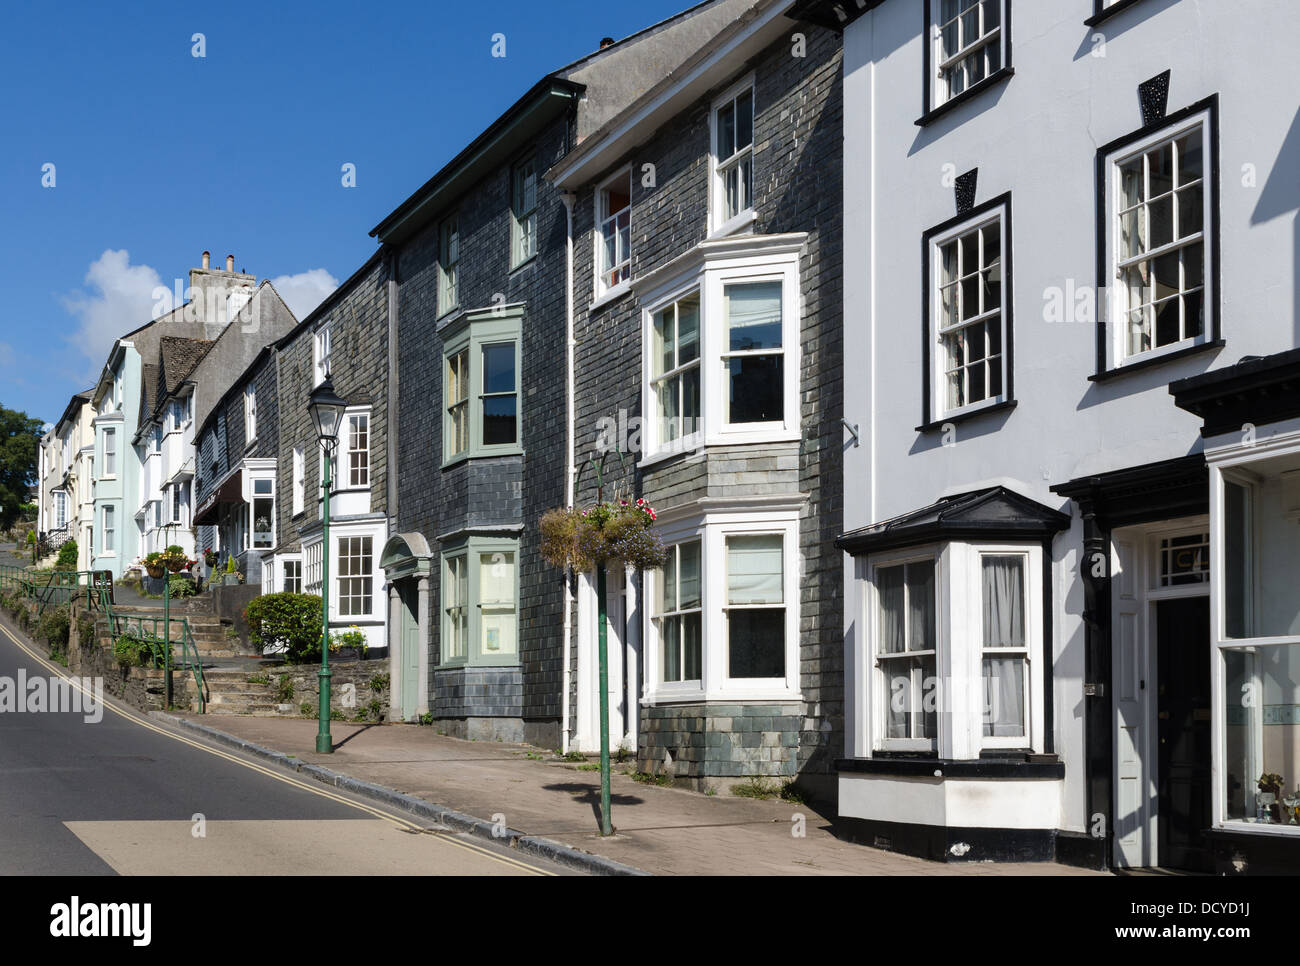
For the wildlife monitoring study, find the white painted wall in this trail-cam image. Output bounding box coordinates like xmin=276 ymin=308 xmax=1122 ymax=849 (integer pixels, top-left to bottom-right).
xmin=841 ymin=0 xmax=1300 ymax=835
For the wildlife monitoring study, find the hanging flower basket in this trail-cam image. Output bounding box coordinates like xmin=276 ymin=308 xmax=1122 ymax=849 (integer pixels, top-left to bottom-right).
xmin=540 ymin=498 xmax=667 ymax=573
xmin=143 ymin=552 xmax=167 ymax=579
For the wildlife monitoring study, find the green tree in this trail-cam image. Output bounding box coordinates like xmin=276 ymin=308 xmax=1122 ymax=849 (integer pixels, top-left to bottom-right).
xmin=0 ymin=407 xmax=43 ymax=531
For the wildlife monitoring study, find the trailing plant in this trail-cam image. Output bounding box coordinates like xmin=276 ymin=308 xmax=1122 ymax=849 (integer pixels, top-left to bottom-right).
xmin=244 ymin=593 xmax=324 ymax=664
xmin=113 ymin=633 xmax=167 ymax=669
xmin=300 ymin=701 xmax=317 ymax=719
xmin=539 ymin=498 xmax=666 ymax=573
xmin=368 ymin=673 xmax=389 ymax=693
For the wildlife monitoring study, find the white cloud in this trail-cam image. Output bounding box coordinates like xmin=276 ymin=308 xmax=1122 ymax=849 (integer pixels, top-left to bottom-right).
xmin=60 ymin=249 xmax=174 ymax=379
xmin=269 ymin=268 xmax=339 ymax=321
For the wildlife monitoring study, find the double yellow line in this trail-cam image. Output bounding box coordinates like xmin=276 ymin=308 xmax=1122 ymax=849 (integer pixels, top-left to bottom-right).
xmin=0 ymin=622 xmax=551 ymax=876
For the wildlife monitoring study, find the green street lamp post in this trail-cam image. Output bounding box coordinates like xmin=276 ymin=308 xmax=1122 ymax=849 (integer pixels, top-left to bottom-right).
xmin=308 ymin=376 xmax=348 ymax=755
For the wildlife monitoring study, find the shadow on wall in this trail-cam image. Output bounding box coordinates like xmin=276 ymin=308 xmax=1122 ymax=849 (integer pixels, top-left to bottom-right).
xmin=1251 ymin=105 xmax=1300 ymax=348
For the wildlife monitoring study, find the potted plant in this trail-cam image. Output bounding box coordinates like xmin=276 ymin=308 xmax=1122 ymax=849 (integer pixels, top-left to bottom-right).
xmin=1259 ymin=772 xmax=1285 ymax=822
xmin=330 ymin=626 xmax=369 ymax=661
xmin=143 ymin=552 xmax=166 ymax=579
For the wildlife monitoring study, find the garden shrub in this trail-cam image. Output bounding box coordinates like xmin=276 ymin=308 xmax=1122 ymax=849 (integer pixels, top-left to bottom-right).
xmin=244 ymin=593 xmax=323 ymax=664
xmin=37 ymin=605 xmax=70 ymax=656
xmin=55 ymin=540 xmax=77 ymax=570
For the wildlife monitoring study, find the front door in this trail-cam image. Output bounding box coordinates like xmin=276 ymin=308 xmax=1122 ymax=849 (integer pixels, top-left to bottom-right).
xmin=1156 ymin=596 xmax=1213 ymax=872
xmin=399 ymin=580 xmax=420 ymax=719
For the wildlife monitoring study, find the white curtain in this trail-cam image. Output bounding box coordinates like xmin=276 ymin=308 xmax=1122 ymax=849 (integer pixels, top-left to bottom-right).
xmin=982 ymin=556 xmax=1025 ymax=737
xmin=727 ymin=535 xmax=782 ymax=604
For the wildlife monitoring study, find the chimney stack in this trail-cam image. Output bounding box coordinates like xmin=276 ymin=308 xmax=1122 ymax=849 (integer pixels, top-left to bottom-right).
xmin=226 ymin=254 xmax=235 ymax=272
xmin=202 ymin=251 xmax=210 ymax=269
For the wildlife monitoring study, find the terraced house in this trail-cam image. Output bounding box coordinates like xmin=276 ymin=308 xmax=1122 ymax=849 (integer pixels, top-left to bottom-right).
xmin=550 ymin=0 xmax=844 ymax=787
xmin=378 ymin=0 xmax=757 ymax=735
xmin=813 ymin=0 xmax=1300 ymax=873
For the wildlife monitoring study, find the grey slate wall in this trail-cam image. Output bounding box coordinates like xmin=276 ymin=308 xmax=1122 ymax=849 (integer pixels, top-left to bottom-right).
xmin=569 ymin=25 xmax=845 ymax=778
xmin=394 ymin=116 xmax=572 ymax=737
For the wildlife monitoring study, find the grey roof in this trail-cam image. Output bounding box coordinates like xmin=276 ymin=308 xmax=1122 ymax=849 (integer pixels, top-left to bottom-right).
xmin=159 ymin=337 xmax=213 ymax=396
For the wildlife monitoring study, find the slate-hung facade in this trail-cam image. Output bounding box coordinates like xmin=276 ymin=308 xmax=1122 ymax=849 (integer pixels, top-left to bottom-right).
xmin=812 ymin=0 xmax=1300 ymax=873
xmin=269 ymin=251 xmax=393 ymax=653
xmin=376 ymin=0 xmax=758 ymax=736
xmin=550 ymin=1 xmax=844 ymax=783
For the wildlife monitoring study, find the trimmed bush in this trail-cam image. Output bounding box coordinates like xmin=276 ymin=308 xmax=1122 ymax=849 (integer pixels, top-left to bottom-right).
xmin=56 ymin=540 xmax=77 ymax=569
xmin=167 ymin=575 xmax=198 ymax=598
xmin=244 ymin=593 xmax=324 ymax=664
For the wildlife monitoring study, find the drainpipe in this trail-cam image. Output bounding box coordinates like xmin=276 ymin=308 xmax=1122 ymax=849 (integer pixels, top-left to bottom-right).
xmin=561 ymin=190 xmax=577 ymax=755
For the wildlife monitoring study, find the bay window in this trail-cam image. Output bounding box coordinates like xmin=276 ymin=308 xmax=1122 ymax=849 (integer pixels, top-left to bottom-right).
xmin=439 ymin=537 xmax=518 ymax=666
xmin=251 ymin=478 xmax=273 ymax=549
xmin=442 ymin=306 xmax=522 ymax=462
xmin=1213 ymin=456 xmax=1300 ymax=832
xmin=1098 ymin=99 xmax=1218 ymax=374
xmin=864 ymin=539 xmax=1045 ymax=757
xmin=337 ymin=535 xmax=373 ymax=617
xmin=638 ymin=236 xmax=802 ymax=462
xmin=645 ymin=512 xmax=799 ymax=702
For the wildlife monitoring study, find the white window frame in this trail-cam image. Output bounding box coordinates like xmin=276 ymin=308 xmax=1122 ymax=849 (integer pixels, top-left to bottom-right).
xmin=438 ymin=214 xmax=460 ymax=316
xmin=708 ymin=74 xmax=756 ymax=237
xmin=639 ymin=241 xmax=801 ymax=464
xmin=101 ymin=505 xmax=116 ymax=557
xmin=341 ymin=408 xmax=370 ymax=490
xmin=280 ymin=555 xmax=303 ymax=594
xmin=102 ymin=428 xmax=116 ymax=478
xmin=244 ymin=384 xmax=257 ymax=444
xmin=292 ymin=446 xmax=305 ymax=516
xmin=510 ymin=155 xmax=538 ymax=269
xmin=642 ymin=509 xmax=800 ymax=705
xmin=594 ymin=167 xmax=632 ymax=300
xmin=1102 ymin=108 xmax=1214 ymax=370
xmin=336 ymin=534 xmax=374 ymax=618
xmin=863 ymin=539 xmax=1045 ymax=758
xmin=249 ymin=474 xmax=275 ymax=550
xmin=313 ymin=325 xmax=332 ymax=387
xmin=928 ymin=0 xmax=1009 ymax=113
xmin=304 ymin=539 xmax=323 ymax=595
xmin=928 ymin=199 xmax=1009 ymax=422
xmin=53 ymin=490 xmax=68 ymax=529
xmin=1206 ymin=432 xmax=1300 ymax=837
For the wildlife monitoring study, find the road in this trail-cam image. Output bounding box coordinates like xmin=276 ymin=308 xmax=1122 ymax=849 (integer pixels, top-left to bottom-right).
xmin=0 ymin=613 xmax=571 ymax=876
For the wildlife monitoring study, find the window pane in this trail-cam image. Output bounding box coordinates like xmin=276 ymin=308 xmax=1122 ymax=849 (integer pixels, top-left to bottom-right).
xmin=683 ymin=612 xmax=702 ymax=680
xmin=659 ymin=546 xmax=677 ymax=613
xmin=662 ymin=616 xmax=681 ymax=682
xmin=906 ymin=560 xmax=935 ymax=652
xmin=726 ymin=355 xmax=783 ymax=424
xmin=717 ymin=101 xmax=735 ymax=157
xmin=480 ymin=551 xmax=517 ymax=656
xmin=654 ymin=306 xmax=675 ymax=375
xmin=735 ymin=90 xmax=753 ymax=149
xmin=727 ymin=282 xmax=782 ymax=351
xmin=727 ymin=534 xmax=782 ymax=604
xmin=877 ymin=566 xmax=905 ymax=654
xmin=1224 ymin=645 xmax=1300 ymax=823
xmin=983 ymin=656 xmax=1025 ymax=737
xmin=677 ymin=296 xmax=700 ymax=364
xmin=679 ymin=541 xmax=701 ymax=609
xmin=728 ymin=608 xmax=784 ymax=678
xmin=1177 ymin=133 xmax=1203 ymax=185
xmin=982 ymin=555 xmax=1025 ymax=646
xmin=482 ymin=344 xmax=515 ymax=394
xmin=482 ymin=396 xmax=517 ymax=446
xmin=1149 ymin=195 xmax=1173 ymax=249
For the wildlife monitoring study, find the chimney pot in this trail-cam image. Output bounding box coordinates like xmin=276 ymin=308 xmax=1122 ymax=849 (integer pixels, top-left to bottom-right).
xmin=202 ymin=251 xmax=210 ymax=269
xmin=599 ymin=36 xmax=615 ymax=49
xmin=226 ymin=254 xmax=235 ymax=272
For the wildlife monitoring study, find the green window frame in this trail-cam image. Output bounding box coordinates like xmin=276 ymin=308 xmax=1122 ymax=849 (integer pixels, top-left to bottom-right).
xmin=439 ymin=536 xmax=520 ymax=668
xmin=441 ymin=305 xmax=523 ymax=464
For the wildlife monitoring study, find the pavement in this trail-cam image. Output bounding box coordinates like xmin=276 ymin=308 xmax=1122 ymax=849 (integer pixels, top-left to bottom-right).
xmin=162 ymin=712 xmax=1107 ymax=877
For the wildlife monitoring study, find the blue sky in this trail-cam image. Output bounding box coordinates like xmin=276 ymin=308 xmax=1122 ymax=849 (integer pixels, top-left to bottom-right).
xmin=0 ymin=0 xmax=695 ymax=425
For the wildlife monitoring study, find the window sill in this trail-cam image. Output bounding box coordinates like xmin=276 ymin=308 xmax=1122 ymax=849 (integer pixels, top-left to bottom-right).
xmin=707 ymin=209 xmax=757 ymax=241
xmin=644 ymin=688 xmax=802 ymax=705
xmin=509 ymin=252 xmax=538 ymax=275
xmin=1090 ymin=338 xmax=1224 ymax=383
xmin=915 ymin=399 xmax=1017 ymax=434
xmin=915 ymin=67 xmax=1015 ymax=127
xmin=589 ymin=280 xmax=632 ymax=313
xmin=1084 ymin=0 xmax=1152 ymax=27
xmin=836 ymin=755 xmax=1063 ymax=779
